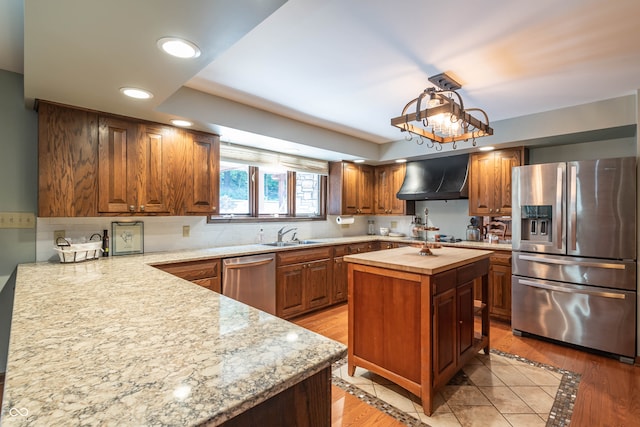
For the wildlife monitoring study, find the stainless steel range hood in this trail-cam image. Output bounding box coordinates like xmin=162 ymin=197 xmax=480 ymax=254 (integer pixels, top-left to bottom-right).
xmin=396 ymin=154 xmax=469 ymax=200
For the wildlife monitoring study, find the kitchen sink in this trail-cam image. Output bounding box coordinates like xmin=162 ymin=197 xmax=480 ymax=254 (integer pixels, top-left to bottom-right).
xmin=262 ymin=240 xmax=320 ymax=247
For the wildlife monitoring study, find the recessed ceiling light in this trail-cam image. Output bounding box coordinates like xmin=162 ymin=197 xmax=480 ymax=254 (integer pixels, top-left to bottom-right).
xmin=395 ymin=159 xmax=407 ymax=163
xmin=478 ymin=146 xmax=495 ymax=152
xmin=157 ymin=37 xmax=201 ymax=59
xmin=353 ymin=159 xmax=365 ymax=163
xmin=171 ymin=119 xmax=193 ymax=127
xmin=120 ymin=87 xmax=153 ymax=99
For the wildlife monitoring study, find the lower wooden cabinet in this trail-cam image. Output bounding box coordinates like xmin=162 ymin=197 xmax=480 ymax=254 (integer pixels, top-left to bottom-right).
xmin=432 ymin=259 xmax=489 ymax=390
xmin=488 ymin=251 xmax=512 ymax=322
xmin=276 ymin=247 xmax=332 ymax=319
xmin=153 ymin=258 xmax=221 ymax=293
xmin=332 ymin=254 xmax=348 ymax=304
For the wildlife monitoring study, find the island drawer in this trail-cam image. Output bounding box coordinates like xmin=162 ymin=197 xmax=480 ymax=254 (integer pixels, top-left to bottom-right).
xmin=432 ymin=269 xmax=457 ymax=295
xmin=457 ymin=258 xmax=489 ymax=284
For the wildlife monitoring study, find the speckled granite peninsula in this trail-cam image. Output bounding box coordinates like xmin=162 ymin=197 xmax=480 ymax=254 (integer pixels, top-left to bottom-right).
xmin=1 ymin=248 xmax=347 ymax=426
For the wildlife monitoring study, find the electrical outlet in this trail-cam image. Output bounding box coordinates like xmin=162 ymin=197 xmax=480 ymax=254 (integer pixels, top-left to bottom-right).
xmin=182 ymin=225 xmax=190 ymax=237
xmin=390 ymin=221 xmax=398 ymax=229
xmin=54 ymin=230 xmax=66 ymax=243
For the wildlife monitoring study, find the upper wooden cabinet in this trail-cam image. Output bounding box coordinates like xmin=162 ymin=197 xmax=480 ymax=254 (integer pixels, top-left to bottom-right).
xmin=374 ymin=163 xmax=415 ymax=215
xmin=328 ymin=162 xmax=374 ymax=215
xmin=38 ymin=102 xmax=99 ymax=217
xmin=37 ymin=102 xmax=220 ymax=217
xmin=98 ymin=117 xmax=171 ymax=214
xmin=468 ymin=147 xmax=525 ymax=216
xmin=184 ymin=131 xmax=220 ymax=215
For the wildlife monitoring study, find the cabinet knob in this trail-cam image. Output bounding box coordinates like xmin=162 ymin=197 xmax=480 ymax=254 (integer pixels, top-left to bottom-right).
xmin=489 ymin=208 xmax=493 ymax=213
xmin=139 ymin=205 xmax=145 ymax=212
xmin=212 ymin=207 xmax=217 ymax=212
xmin=496 ymin=208 xmax=500 ymax=213
xmin=129 ymin=205 xmax=135 ymax=212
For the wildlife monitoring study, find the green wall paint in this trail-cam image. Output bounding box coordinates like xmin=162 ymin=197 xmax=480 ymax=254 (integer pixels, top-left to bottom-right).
xmin=0 ymin=70 xmax=37 ymax=372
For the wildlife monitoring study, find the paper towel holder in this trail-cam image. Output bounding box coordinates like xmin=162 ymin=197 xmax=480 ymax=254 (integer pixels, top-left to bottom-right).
xmin=336 ymin=215 xmax=355 ymax=225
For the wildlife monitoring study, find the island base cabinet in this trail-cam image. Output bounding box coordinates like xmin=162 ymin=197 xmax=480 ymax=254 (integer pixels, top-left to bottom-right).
xmin=220 ymin=367 xmax=331 ymax=427
xmin=347 ymin=258 xmax=489 ymax=416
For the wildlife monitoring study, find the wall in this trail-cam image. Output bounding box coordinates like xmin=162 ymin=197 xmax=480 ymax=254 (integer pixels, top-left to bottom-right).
xmin=528 ymin=136 xmax=636 ymax=164
xmin=0 ymin=70 xmax=38 ymax=372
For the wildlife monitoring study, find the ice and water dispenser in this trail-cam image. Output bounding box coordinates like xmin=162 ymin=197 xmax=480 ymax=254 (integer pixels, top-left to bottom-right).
xmin=520 ymin=205 xmax=552 ymax=243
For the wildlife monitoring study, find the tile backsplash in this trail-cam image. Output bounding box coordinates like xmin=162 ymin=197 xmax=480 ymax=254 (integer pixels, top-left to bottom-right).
xmin=36 ymin=200 xmax=476 ymax=262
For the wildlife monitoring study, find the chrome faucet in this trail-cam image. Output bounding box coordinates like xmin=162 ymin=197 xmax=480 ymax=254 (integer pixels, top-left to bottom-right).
xmin=277 ymin=226 xmax=297 ymax=243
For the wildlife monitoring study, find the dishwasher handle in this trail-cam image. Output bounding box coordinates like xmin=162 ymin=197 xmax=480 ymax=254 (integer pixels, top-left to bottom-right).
xmin=223 ymin=256 xmax=274 ymax=269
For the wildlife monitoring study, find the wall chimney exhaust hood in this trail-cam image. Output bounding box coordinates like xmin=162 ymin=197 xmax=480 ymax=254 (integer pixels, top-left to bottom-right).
xmin=396 ymin=154 xmax=469 ymax=200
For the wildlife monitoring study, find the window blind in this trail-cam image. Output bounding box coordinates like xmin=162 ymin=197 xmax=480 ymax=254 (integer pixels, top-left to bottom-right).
xmin=220 ymin=143 xmax=329 ymax=175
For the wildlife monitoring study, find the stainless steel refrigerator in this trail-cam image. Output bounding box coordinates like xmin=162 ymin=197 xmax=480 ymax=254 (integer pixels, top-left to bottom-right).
xmin=511 ymin=157 xmax=637 ymax=363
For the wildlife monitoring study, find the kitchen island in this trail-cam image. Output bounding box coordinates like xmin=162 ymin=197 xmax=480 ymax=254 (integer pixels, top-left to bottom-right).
xmin=344 ymin=246 xmax=492 ymax=416
xmin=1 ymin=254 xmax=346 ymax=426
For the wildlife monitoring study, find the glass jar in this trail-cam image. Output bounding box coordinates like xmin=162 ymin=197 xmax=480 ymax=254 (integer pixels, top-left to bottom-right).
xmin=367 ymin=220 xmax=375 ymax=235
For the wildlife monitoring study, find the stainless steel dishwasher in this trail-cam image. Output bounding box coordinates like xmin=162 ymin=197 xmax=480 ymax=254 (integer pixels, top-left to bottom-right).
xmin=222 ymin=253 xmax=276 ymax=315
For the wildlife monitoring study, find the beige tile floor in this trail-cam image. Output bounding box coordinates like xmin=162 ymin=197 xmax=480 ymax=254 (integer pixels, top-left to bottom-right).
xmin=333 ymin=352 xmax=563 ymax=427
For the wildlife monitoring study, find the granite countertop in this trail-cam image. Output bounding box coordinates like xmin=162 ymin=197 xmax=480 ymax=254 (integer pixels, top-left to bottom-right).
xmin=1 ymin=234 xmax=508 ymax=425
xmin=1 ymin=253 xmax=346 ymax=426
xmin=343 ymin=246 xmax=493 ymax=275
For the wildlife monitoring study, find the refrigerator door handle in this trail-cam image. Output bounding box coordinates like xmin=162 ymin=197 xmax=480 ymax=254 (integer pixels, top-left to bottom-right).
xmin=517 ymin=254 xmax=627 ymax=270
xmin=517 ymin=278 xmax=627 ymax=300
xmin=556 ymin=166 xmax=564 ymax=250
xmin=569 ymin=165 xmax=577 ymax=251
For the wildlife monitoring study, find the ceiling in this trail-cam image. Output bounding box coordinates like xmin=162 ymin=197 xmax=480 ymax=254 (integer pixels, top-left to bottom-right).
xmin=2 ymin=0 xmax=640 ymax=161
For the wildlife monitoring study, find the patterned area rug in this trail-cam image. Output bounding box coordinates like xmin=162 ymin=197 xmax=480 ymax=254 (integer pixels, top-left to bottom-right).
xmin=332 ymin=349 xmax=580 ymax=427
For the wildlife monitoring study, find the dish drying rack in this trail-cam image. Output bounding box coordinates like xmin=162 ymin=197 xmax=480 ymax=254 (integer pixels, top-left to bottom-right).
xmin=54 ymin=234 xmax=103 ymax=263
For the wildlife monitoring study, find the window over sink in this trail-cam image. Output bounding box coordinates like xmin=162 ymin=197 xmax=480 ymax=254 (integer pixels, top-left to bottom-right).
xmin=210 ymin=144 xmax=327 ymax=223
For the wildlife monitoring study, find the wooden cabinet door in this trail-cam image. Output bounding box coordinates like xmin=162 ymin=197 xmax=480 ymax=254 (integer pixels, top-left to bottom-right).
xmin=470 ymin=148 xmax=524 ymax=216
xmin=357 ymin=165 xmax=375 ymax=214
xmin=457 ymin=280 xmax=475 ymax=360
xmin=494 ymin=149 xmax=522 ymax=216
xmin=38 ymin=102 xmax=99 ymax=217
xmin=186 ymin=131 xmax=220 ymax=214
xmin=468 ymin=152 xmax=495 ymax=216
xmin=192 ymin=277 xmax=221 ymax=293
xmin=433 ymin=287 xmax=457 ymax=382
xmin=98 ymin=116 xmax=137 ymax=213
xmin=374 ymin=163 xmax=412 ymax=215
xmin=332 ymin=256 xmax=347 ymax=303
xmin=98 ymin=119 xmax=170 ymax=214
xmin=135 ymin=125 xmax=170 ymax=213
xmin=388 ymin=163 xmax=407 ymax=214
xmin=489 ymin=262 xmax=512 ymax=321
xmin=277 ymin=264 xmax=305 ymax=318
xmin=374 ymin=166 xmax=390 ymax=214
xmin=306 ymin=259 xmax=331 ymax=309
xmin=341 ymin=162 xmax=360 ymax=214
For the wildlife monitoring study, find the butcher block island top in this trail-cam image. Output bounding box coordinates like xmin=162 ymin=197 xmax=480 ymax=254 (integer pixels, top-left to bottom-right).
xmin=2 ymin=257 xmax=346 ymax=426
xmin=343 ymin=245 xmax=494 ymax=275
xmin=344 ymin=246 xmax=492 ymax=416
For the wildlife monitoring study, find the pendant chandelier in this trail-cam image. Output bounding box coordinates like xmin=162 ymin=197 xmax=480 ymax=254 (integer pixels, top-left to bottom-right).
xmin=390 ymin=72 xmax=493 ymax=149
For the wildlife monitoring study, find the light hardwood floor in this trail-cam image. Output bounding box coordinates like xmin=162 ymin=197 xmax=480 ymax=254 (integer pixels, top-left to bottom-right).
xmin=293 ymin=303 xmax=640 ymax=427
